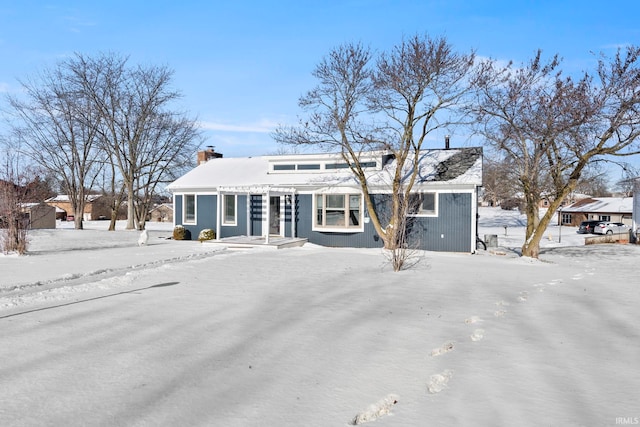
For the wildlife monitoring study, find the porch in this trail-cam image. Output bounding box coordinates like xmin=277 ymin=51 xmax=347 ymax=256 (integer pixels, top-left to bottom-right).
xmin=207 ymin=235 xmax=308 ymax=250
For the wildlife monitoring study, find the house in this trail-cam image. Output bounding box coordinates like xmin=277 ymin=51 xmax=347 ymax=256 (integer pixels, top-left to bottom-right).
xmin=559 ymin=197 xmax=633 ymax=226
xmin=539 ymin=192 xmax=591 ymax=209
xmin=148 ymin=203 xmax=174 ymax=222
xmin=167 ymin=148 xmax=483 ymax=253
xmin=45 ymin=194 xmax=105 ymax=221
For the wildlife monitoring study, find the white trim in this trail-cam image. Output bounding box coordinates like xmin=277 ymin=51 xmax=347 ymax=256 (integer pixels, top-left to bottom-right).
xmin=222 ymin=194 xmax=237 ymax=226
xmin=182 ymin=194 xmax=197 ymax=224
xmin=408 ymin=191 xmax=439 ymax=218
xmin=312 ymin=192 xmax=365 ymax=233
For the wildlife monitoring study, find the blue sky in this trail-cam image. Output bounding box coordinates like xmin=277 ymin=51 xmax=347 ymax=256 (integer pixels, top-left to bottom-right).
xmin=1 ymin=0 xmax=639 ymax=160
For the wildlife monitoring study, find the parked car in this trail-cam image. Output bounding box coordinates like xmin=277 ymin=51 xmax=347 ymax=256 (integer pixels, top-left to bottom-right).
xmin=577 ymin=220 xmax=602 ymax=234
xmin=593 ymin=222 xmax=629 ymax=235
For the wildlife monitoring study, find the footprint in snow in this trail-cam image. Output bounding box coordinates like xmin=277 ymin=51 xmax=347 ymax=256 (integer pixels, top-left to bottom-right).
xmin=351 ymin=394 xmax=399 ymax=425
xmin=494 ymin=310 xmax=507 ymax=318
xmin=464 ymin=316 xmax=483 ymax=324
xmin=428 ymin=370 xmax=454 ymax=394
xmin=572 ymin=273 xmax=583 ymax=281
xmin=470 ymin=329 xmax=485 ymax=342
xmin=430 ymin=341 xmax=454 ymax=357
xmin=518 ymin=291 xmax=529 ymax=302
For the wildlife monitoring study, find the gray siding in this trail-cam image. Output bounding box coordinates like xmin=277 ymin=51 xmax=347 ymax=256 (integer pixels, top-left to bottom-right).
xmin=219 ymin=195 xmax=247 ymax=238
xmin=175 ymin=195 xmax=183 ymax=224
xmin=177 ymin=191 xmax=473 ymax=252
xmin=296 ymin=193 xmax=473 ymax=252
xmin=407 ymin=193 xmax=472 ymax=252
xmin=296 ymin=194 xmax=383 ymax=248
xmin=175 ymin=194 xmax=217 ymax=240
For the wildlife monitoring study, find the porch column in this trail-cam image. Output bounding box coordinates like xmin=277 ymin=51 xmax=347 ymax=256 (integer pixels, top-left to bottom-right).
xmin=246 ymin=191 xmax=251 ymax=236
xmin=290 ymin=190 xmax=296 ymax=238
xmin=216 ymin=188 xmax=221 ymax=241
xmin=265 ymin=189 xmax=270 ymax=244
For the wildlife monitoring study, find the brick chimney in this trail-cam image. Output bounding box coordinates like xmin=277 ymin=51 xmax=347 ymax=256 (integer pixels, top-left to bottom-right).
xmin=197 ymin=146 xmax=223 ymax=165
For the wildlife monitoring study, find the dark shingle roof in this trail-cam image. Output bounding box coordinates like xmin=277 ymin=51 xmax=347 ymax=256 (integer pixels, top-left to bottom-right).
xmin=431 ymin=147 xmax=483 ymax=182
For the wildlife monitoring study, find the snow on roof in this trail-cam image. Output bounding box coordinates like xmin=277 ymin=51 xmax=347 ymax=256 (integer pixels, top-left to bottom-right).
xmin=167 ymin=148 xmax=483 ymax=192
xmin=45 ymin=194 xmax=102 ymax=203
xmin=562 ymin=197 xmax=633 ymax=213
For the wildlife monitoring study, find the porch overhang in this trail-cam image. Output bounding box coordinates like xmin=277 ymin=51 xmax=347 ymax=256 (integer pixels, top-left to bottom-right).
xmin=216 ymin=185 xmax=298 ymax=244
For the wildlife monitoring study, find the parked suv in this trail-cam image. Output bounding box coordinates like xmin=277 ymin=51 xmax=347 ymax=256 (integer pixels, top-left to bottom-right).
xmin=593 ymin=222 xmax=629 ymax=235
xmin=577 ymin=220 xmax=602 ymax=234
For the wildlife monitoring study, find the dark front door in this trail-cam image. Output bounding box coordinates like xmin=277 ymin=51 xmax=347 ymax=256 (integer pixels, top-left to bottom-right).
xmin=269 ymin=196 xmax=281 ymax=235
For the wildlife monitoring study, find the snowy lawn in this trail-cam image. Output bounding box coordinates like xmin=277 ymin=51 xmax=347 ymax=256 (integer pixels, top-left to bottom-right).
xmin=1 ymin=210 xmax=639 ymax=426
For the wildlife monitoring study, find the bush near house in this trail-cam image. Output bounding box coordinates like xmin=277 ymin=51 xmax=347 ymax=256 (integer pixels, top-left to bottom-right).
xmin=172 ymin=225 xmax=191 ymax=241
xmin=198 ymin=229 xmax=215 ymax=242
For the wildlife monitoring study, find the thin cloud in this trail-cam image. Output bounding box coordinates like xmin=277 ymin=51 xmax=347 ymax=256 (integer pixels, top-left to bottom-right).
xmin=198 ymin=119 xmax=278 ymax=134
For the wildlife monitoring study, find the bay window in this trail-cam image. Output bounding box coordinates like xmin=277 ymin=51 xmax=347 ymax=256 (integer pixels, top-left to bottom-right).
xmin=314 ymin=193 xmax=362 ymax=230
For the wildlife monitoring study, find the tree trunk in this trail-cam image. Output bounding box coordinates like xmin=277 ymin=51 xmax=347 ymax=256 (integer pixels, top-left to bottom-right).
xmin=125 ymin=183 xmax=135 ymax=230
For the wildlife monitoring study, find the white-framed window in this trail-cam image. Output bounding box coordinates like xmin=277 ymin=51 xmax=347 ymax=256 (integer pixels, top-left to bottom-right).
xmin=222 ymin=194 xmax=236 ymax=225
xmin=183 ymin=194 xmax=196 ymax=224
xmin=408 ymin=192 xmax=438 ymax=217
xmin=562 ymin=213 xmax=572 ymax=225
xmin=313 ymin=193 xmax=363 ymax=232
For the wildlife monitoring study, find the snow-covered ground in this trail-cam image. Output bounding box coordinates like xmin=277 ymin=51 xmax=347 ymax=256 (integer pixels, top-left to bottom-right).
xmin=1 ymin=208 xmax=639 ymax=426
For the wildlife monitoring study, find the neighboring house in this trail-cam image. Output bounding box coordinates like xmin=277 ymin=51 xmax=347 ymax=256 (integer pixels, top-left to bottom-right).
xmin=148 ymin=203 xmax=174 ymax=222
xmin=559 ymin=197 xmax=633 ymax=226
xmin=539 ymin=192 xmax=591 ymax=209
xmin=167 ymin=147 xmax=483 ymax=253
xmin=21 ymin=203 xmax=56 ymax=229
xmin=45 ymin=194 xmax=104 ymax=220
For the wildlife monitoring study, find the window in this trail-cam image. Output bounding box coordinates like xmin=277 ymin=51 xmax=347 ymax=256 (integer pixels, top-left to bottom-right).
xmin=314 ymin=193 xmax=362 ymax=230
xmin=562 ymin=213 xmax=572 ymax=225
xmin=297 ymin=164 xmax=320 ymax=170
xmin=183 ymin=194 xmax=196 ymax=224
xmin=409 ymin=192 xmax=437 ymax=216
xmin=223 ymin=194 xmax=236 ymax=225
xmin=599 ymin=215 xmax=611 ymax=222
xmin=273 ymin=164 xmax=295 ymax=171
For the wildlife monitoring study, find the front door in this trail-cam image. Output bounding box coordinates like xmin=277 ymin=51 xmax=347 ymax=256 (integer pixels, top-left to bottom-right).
xmin=269 ymin=196 xmax=281 ymax=235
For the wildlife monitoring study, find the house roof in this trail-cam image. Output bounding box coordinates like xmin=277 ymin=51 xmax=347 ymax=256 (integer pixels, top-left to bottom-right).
xmin=150 ymin=203 xmax=174 ymax=212
xmin=167 ymin=148 xmax=483 ymax=193
xmin=45 ymin=194 xmax=102 ymax=203
xmin=561 ymin=197 xmax=633 ymax=214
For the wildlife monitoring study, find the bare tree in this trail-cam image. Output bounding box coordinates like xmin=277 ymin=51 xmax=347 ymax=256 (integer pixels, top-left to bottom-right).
xmin=274 ymin=35 xmax=475 ymax=269
xmin=70 ymin=53 xmax=201 ymax=230
xmin=471 ymin=48 xmax=640 ymax=258
xmin=482 ymin=156 xmax=520 ymax=206
xmin=0 ymin=140 xmax=30 ymax=254
xmin=6 ymin=59 xmax=104 ymax=230
xmin=573 ymin=163 xmax=611 ymax=197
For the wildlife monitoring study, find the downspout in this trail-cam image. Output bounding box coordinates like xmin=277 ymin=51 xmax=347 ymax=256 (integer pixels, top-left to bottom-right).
xmin=472 ymin=185 xmax=479 ymax=253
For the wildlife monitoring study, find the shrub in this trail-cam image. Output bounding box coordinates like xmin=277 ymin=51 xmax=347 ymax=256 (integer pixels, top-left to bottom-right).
xmin=198 ymin=229 xmax=216 ymax=242
xmin=173 ymin=225 xmax=191 ymax=240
